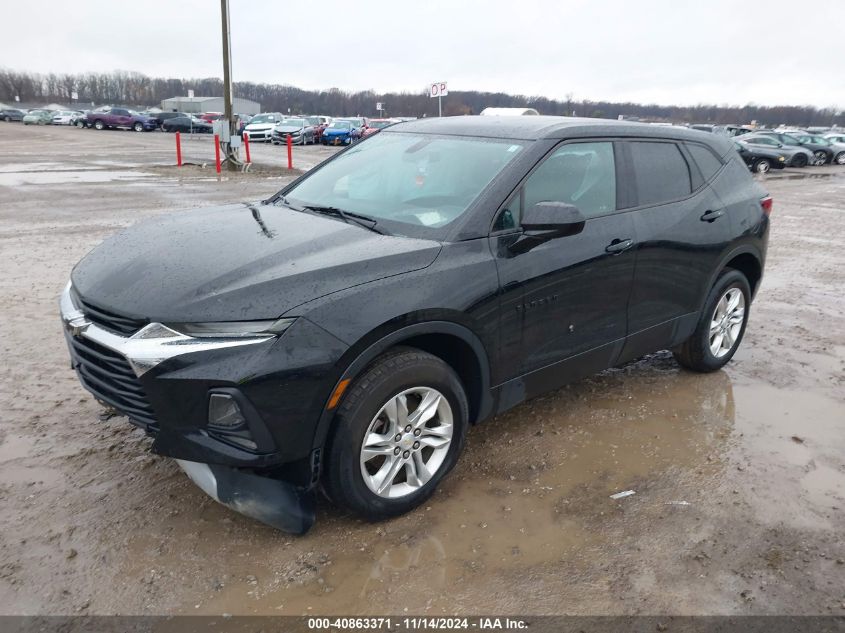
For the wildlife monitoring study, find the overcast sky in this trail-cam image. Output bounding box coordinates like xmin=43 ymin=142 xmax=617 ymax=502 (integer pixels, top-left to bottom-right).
xmin=3 ymin=0 xmax=842 ymax=108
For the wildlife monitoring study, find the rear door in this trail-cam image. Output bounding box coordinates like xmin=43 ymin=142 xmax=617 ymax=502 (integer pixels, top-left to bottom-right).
xmin=618 ymin=139 xmax=732 ymax=362
xmin=491 ymin=140 xmax=637 ymax=401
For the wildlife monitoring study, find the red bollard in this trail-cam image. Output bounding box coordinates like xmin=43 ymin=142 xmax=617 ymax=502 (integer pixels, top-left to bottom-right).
xmin=214 ymin=134 xmax=222 ymax=174
xmin=287 ymin=133 xmax=293 ymax=170
xmin=175 ymin=131 xmax=182 ymax=167
xmin=243 ymin=133 xmax=251 ymax=164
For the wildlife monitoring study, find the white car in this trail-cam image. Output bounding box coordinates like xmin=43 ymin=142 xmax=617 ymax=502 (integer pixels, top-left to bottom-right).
xmin=51 ymin=111 xmax=78 ymax=125
xmin=243 ymin=112 xmax=284 ymax=142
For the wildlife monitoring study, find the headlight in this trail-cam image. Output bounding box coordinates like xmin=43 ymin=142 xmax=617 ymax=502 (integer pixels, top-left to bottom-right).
xmin=166 ymin=318 xmax=296 ymax=338
xmin=778 ymin=156 xmax=786 ymax=162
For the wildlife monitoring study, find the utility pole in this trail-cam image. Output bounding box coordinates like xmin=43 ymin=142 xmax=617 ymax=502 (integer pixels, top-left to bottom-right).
xmin=219 ymin=0 xmax=242 ymax=169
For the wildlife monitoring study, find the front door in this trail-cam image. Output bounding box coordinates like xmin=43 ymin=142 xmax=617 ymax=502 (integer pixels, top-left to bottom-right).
xmin=491 ymin=140 xmax=637 ymax=403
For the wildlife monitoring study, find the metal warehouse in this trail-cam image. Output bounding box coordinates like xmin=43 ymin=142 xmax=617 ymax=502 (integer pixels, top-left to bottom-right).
xmin=159 ymin=96 xmax=261 ymax=115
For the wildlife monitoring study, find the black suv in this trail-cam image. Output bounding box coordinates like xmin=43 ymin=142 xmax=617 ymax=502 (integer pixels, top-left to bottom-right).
xmin=60 ymin=117 xmax=770 ymax=533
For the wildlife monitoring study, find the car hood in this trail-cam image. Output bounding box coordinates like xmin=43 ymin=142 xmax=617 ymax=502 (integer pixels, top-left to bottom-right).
xmin=274 ymin=125 xmax=304 ymax=133
xmin=324 ymin=128 xmax=351 ymax=135
xmin=70 ymin=202 xmax=441 ymax=323
xmin=245 ymin=123 xmax=275 ymax=130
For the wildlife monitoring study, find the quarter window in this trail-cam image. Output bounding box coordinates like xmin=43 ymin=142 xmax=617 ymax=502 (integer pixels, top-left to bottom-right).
xmin=629 ymin=142 xmax=691 ymax=206
xmin=522 ymin=142 xmax=616 ymax=219
xmin=686 ymin=143 xmax=723 ymax=182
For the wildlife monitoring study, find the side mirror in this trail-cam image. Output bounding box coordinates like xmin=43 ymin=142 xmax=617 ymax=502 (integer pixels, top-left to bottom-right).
xmin=509 ymin=202 xmax=586 ymax=254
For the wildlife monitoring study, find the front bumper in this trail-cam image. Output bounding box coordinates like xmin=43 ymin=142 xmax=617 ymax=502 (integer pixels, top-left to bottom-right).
xmin=323 ymin=134 xmax=351 ymax=145
xmin=244 ymin=128 xmax=273 ymax=140
xmin=59 ymin=283 xmax=347 ymax=531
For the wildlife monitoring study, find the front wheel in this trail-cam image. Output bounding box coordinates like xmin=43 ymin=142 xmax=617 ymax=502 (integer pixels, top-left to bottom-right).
xmin=673 ymin=269 xmax=751 ymax=372
xmin=812 ymin=150 xmax=828 ymax=166
xmin=753 ymin=159 xmax=771 ymax=174
xmin=133 ymin=122 xmax=144 ymax=132
xmin=792 ymin=153 xmax=808 ymax=168
xmin=835 ymin=151 xmax=845 ymax=166
xmin=93 ymin=119 xmax=105 ymax=130
xmin=323 ymin=348 xmax=468 ymax=520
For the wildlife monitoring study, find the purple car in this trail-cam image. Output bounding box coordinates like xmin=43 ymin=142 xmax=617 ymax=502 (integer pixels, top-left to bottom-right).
xmin=86 ymin=107 xmax=158 ymax=132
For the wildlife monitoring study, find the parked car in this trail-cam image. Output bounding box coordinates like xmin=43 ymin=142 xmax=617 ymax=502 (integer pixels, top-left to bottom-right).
xmin=724 ymin=125 xmax=754 ymax=137
xmin=321 ymin=119 xmax=360 ymax=145
xmin=741 ymin=134 xmax=814 ymax=167
xmin=71 ymin=111 xmax=89 ymax=127
xmin=161 ymin=115 xmax=213 ymax=134
xmin=361 ymin=118 xmax=395 ymax=137
xmin=690 ymin=123 xmax=727 ymax=135
xmin=23 ymin=109 xmax=54 ymax=125
xmin=1 ymin=108 xmax=25 ymax=122
xmin=60 ymin=116 xmax=770 ymax=534
xmin=86 ymin=107 xmax=157 ymax=132
xmin=143 ymin=111 xmax=186 ymax=129
xmin=734 ymin=140 xmax=786 ymax=173
xmin=51 ymin=110 xmax=80 ymax=126
xmin=199 ymin=112 xmax=224 ymax=124
xmin=756 ymin=131 xmax=831 ymax=165
xmin=243 ymin=113 xmax=284 ymax=142
xmin=822 ymin=133 xmax=845 ymax=164
xmin=271 ymin=117 xmax=316 ymax=145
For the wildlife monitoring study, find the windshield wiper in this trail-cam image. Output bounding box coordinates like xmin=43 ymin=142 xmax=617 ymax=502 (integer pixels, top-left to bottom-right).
xmin=301 ymin=205 xmax=389 ymax=235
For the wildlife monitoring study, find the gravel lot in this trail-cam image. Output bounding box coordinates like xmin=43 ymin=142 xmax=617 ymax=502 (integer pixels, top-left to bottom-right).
xmin=0 ymin=123 xmax=843 ymax=616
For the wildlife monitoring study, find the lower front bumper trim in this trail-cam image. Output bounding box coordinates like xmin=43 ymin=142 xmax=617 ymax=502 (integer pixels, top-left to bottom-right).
xmin=176 ymin=459 xmax=316 ymax=534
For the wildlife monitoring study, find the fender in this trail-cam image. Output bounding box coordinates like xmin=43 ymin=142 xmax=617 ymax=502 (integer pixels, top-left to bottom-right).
xmin=699 ymin=242 xmax=763 ymax=312
xmin=310 ymin=320 xmax=494 ymax=453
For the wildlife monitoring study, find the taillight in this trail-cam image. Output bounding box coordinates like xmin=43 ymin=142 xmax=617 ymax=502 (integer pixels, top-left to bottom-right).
xmin=760 ymin=195 xmax=773 ymax=216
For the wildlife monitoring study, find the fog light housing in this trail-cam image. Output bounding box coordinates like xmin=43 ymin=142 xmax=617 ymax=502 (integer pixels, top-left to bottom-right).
xmin=207 ymin=393 xmax=258 ymax=451
xmin=208 ymin=393 xmax=246 ymax=430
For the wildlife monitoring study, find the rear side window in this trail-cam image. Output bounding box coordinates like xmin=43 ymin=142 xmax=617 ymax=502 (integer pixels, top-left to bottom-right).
xmin=686 ymin=143 xmax=723 ymax=181
xmin=523 ymin=142 xmax=616 ymax=219
xmin=629 ymin=142 xmax=691 ymax=206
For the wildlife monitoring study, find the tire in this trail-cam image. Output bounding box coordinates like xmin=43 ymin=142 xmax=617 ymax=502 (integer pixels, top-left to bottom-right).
xmin=323 ymin=347 xmax=469 ymax=520
xmin=753 ymin=159 xmax=771 ymax=174
xmin=835 ymin=151 xmax=845 ymax=166
xmin=792 ymin=153 xmax=808 ymax=168
xmin=93 ymin=119 xmax=105 ymax=130
xmin=133 ymin=122 xmax=144 ymax=132
xmin=4 ymin=116 xmax=9 ymax=122
xmin=673 ymin=269 xmax=751 ymax=373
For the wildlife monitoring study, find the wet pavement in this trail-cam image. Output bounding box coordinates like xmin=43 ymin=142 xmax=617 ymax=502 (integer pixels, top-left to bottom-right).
xmin=0 ymin=123 xmax=843 ymax=616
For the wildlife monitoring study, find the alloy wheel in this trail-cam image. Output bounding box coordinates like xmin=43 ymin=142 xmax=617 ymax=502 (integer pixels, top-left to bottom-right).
xmin=755 ymin=160 xmax=770 ymax=174
xmin=835 ymin=152 xmax=845 ymax=165
xmin=359 ymin=387 xmax=453 ymax=499
xmin=813 ymin=150 xmax=827 ymax=165
xmin=709 ymin=288 xmax=745 ymax=358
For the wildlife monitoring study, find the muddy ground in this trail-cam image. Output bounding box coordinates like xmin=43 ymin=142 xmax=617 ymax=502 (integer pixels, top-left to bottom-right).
xmin=0 ymin=123 xmax=843 ymax=616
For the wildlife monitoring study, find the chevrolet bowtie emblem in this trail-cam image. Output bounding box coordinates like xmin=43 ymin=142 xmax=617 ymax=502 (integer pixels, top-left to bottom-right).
xmin=66 ymin=315 xmax=91 ymax=337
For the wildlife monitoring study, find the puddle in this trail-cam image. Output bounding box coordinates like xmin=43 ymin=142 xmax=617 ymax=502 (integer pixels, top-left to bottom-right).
xmin=0 ymin=170 xmax=154 ymax=187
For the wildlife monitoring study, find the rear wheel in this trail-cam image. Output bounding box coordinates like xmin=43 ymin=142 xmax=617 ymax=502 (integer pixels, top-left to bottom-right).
xmin=133 ymin=122 xmax=144 ymax=132
xmin=792 ymin=153 xmax=808 ymax=168
xmin=673 ymin=269 xmax=751 ymax=372
xmin=93 ymin=119 xmax=105 ymax=130
xmin=753 ymin=159 xmax=771 ymax=174
xmin=812 ymin=150 xmax=828 ymax=165
xmin=323 ymin=348 xmax=468 ymax=520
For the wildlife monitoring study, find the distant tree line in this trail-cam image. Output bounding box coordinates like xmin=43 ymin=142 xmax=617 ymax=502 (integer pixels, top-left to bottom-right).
xmin=0 ymin=68 xmax=841 ymax=127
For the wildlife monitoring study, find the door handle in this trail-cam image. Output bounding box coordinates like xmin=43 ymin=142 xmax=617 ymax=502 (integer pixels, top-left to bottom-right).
xmin=605 ymin=238 xmax=634 ymax=254
xmin=700 ymin=209 xmax=725 ymax=222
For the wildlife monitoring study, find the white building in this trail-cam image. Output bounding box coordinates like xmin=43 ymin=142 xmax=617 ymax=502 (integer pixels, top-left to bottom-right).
xmin=160 ymin=96 xmax=261 ymax=115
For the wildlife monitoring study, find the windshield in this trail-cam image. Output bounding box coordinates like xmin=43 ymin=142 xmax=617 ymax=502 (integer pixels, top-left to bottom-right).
xmin=250 ymin=114 xmax=277 ymax=124
xmin=280 ymin=118 xmax=305 ymax=127
xmin=329 ymin=121 xmax=352 ymax=129
xmin=282 ymin=132 xmax=524 ymax=236
xmin=369 ymin=120 xmax=392 ymax=129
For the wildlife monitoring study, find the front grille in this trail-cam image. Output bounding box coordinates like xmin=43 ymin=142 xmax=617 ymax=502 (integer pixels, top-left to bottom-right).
xmin=75 ymin=295 xmax=147 ymax=336
xmin=68 ymin=334 xmax=159 ymax=432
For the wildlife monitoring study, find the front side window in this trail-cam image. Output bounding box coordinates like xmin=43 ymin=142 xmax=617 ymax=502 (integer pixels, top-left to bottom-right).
xmin=629 ymin=141 xmax=691 ymax=206
xmin=522 ymin=142 xmax=616 ymax=219
xmin=282 ymin=132 xmax=524 ymax=236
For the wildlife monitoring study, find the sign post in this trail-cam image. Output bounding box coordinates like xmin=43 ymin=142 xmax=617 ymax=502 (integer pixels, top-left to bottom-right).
xmin=376 ymin=102 xmax=383 ymax=117
xmin=429 ymin=82 xmax=448 ymax=117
